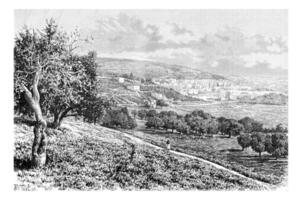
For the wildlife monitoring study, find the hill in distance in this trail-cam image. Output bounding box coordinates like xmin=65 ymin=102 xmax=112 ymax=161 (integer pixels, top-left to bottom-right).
xmin=96 ymin=57 xmax=226 ymax=80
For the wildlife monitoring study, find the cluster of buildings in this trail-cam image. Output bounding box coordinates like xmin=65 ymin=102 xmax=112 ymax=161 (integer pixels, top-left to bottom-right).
xmin=114 ymin=76 xmax=275 ymax=103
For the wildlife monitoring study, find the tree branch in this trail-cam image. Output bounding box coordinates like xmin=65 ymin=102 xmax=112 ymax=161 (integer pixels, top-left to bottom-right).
xmin=21 ymin=84 xmax=34 ymax=105
xmin=32 ymin=67 xmax=41 ymax=102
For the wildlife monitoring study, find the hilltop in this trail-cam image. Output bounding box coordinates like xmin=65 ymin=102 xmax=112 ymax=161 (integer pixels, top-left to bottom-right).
xmin=96 ymin=57 xmax=226 ymax=80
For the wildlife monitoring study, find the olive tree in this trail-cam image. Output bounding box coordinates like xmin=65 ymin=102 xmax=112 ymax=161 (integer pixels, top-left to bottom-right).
xmin=14 ymin=19 xmax=98 ymax=129
xmin=14 ymin=19 xmax=97 ymax=167
xmin=237 ymin=133 xmax=252 ymax=151
xmin=251 ymin=133 xmax=266 ymax=158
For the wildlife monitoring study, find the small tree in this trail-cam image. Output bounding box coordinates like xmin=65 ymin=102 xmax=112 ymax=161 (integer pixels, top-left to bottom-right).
xmin=275 ymin=123 xmax=287 ymax=133
xmin=218 ymin=118 xmax=243 ymax=138
xmin=145 ymin=116 xmax=164 ymax=131
xmin=251 ymin=133 xmax=266 ymax=157
xmin=146 ymin=109 xmax=158 ymax=118
xmin=237 ymin=133 xmax=252 ymax=151
xmin=82 ymin=95 xmax=116 ymax=124
xmin=102 ymin=107 xmax=137 ymax=129
xmin=271 ymin=133 xmax=288 ymax=159
xmin=176 ymin=120 xmax=190 ymax=135
xmin=205 ymin=119 xmax=219 ymax=136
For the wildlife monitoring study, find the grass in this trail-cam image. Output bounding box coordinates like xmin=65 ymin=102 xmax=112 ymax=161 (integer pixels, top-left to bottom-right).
xmin=125 ymin=120 xmax=288 ymax=186
xmin=14 ymin=117 xmax=266 ymax=191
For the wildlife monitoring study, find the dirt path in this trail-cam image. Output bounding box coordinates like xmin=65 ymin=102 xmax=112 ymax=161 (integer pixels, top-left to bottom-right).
xmin=120 ymin=130 xmax=273 ymax=190
xmin=63 ymin=120 xmax=273 ymax=190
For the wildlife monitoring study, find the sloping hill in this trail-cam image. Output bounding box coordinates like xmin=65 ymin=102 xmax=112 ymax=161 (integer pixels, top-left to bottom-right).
xmin=238 ymin=93 xmax=288 ymax=105
xmin=14 ymin=117 xmax=265 ymax=191
xmin=97 ymin=57 xmax=226 ymax=80
xmin=97 ymin=76 xmax=199 ymax=106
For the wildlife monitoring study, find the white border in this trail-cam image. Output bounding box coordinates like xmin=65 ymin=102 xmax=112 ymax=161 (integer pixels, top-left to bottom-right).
xmin=1 ymin=0 xmax=302 ymax=199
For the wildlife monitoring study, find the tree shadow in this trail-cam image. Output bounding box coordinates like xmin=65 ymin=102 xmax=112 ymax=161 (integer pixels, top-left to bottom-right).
xmin=220 ymin=148 xmax=242 ymax=152
xmin=14 ymin=157 xmax=32 ymax=170
xmin=14 ymin=116 xmax=36 ymax=126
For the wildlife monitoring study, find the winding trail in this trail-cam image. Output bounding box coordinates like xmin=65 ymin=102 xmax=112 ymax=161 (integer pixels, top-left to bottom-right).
xmin=63 ymin=120 xmax=273 ymax=190
xmin=120 ymin=130 xmax=273 ymax=190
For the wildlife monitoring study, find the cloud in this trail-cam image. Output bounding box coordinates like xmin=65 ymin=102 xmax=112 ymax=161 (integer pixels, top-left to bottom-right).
xmin=170 ymin=23 xmax=194 ymax=36
xmin=80 ymin=14 xmax=287 ymax=72
xmin=240 ymin=52 xmax=288 ymax=69
xmin=86 ymin=13 xmax=162 ymax=52
xmin=99 ymin=48 xmax=203 ymax=66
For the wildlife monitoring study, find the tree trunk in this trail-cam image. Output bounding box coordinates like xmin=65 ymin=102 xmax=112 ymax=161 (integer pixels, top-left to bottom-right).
xmin=52 ymin=107 xmax=73 ymax=129
xmin=259 ymin=152 xmax=261 ymax=158
xmin=22 ymin=68 xmax=47 ymax=168
xmin=52 ymin=112 xmax=62 ymax=129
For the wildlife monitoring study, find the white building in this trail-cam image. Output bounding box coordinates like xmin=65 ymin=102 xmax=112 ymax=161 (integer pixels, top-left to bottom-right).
xmin=118 ymin=77 xmax=125 ymax=83
xmin=127 ymin=85 xmax=140 ymax=91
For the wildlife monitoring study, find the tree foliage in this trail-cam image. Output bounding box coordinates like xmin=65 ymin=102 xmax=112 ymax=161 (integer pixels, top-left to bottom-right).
xmin=102 ymin=107 xmax=137 ymax=129
xmin=237 ymin=133 xmax=252 ymax=151
xmin=251 ymin=133 xmax=266 ymax=157
xmin=238 ymin=117 xmax=263 ymax=133
xmin=14 ymin=19 xmax=98 ymax=128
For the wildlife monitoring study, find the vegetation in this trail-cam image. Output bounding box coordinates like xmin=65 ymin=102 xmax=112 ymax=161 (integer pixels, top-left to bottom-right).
xmin=250 ymin=133 xmax=266 ymax=157
xmin=102 ymin=107 xmax=137 ymax=129
xmin=14 ymin=118 xmax=265 ymax=190
xmin=14 ymin=19 xmax=287 ymax=189
xmin=238 ymin=117 xmax=263 ymax=133
xmin=238 ymin=93 xmax=288 ymax=105
xmin=237 ymin=133 xmax=252 ymax=151
xmin=156 ymin=99 xmax=169 ymax=107
xmin=126 ymin=127 xmax=287 ymax=185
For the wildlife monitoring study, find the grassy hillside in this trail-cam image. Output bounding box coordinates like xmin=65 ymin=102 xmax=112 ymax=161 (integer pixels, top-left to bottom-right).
xmin=97 ymin=57 xmax=226 ymax=80
xmin=125 ymin=120 xmax=288 ymax=185
xmin=14 ymin=117 xmax=265 ymax=191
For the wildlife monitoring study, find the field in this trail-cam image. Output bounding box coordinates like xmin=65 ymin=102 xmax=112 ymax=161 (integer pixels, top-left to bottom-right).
xmin=14 ymin=117 xmax=266 ymax=191
xmin=156 ymin=101 xmax=288 ymax=128
xmin=125 ymin=120 xmax=288 ymax=186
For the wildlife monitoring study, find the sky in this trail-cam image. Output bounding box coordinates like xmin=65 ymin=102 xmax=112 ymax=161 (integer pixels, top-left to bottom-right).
xmin=15 ymin=10 xmax=288 ymax=75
